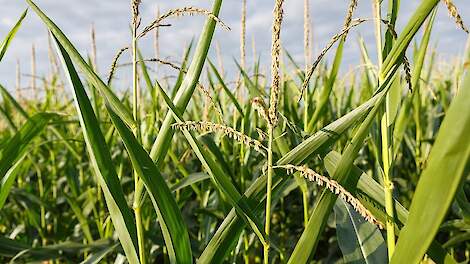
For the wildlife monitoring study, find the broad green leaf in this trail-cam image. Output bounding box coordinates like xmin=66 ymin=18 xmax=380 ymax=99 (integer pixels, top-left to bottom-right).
xmin=393 ymin=9 xmax=436 ymax=157
xmin=80 ymin=244 xmax=119 ymax=264
xmin=0 ymin=105 xmax=17 ymax=131
xmin=170 ymin=172 xmax=210 ymax=192
xmin=0 ymin=84 xmax=81 ymax=160
xmin=64 ymin=193 xmax=94 ymax=243
xmin=325 ymin=151 xmax=456 ymax=263
xmin=334 ymin=199 xmax=388 ymax=264
xmin=197 ymin=171 xmax=288 ymax=264
xmin=53 ymin=36 xmax=140 ymax=264
xmin=107 ymin=107 xmax=193 ymax=264
xmin=0 ymin=85 xmax=28 ymax=119
xmin=3 ymin=238 xmax=111 ymax=263
xmin=0 ymin=152 xmax=27 ymax=209
xmin=287 ymin=66 xmax=398 ymax=264
xmin=287 ymin=0 xmax=441 ymax=260
xmin=278 ymin=87 xmax=381 ymax=166
xmin=197 ymin=84 xmax=394 ymax=262
xmin=381 ymin=0 xmax=439 ymax=75
xmin=138 ymin=49 xmax=154 ymax=103
xmin=391 ymin=50 xmax=470 ymax=264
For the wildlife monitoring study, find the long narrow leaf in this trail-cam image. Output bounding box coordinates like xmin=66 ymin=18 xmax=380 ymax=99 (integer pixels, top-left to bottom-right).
xmin=0 ymin=9 xmax=27 ymax=62
xmin=391 ymin=52 xmax=470 ymax=264
xmin=107 ymin=107 xmax=193 ymax=264
xmin=53 ymin=36 xmax=140 ymax=263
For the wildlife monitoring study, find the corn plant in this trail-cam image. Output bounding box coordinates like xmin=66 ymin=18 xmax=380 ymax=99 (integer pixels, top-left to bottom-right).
xmin=0 ymin=0 xmax=469 ymax=263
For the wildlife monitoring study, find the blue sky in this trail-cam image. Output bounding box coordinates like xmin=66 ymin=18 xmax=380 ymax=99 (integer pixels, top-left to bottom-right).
xmin=0 ymin=0 xmax=469 ymax=93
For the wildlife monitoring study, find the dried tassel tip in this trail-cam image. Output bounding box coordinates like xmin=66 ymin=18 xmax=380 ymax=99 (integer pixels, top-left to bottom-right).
xmin=343 ymin=0 xmax=358 ymax=34
xmin=442 ymin=0 xmax=469 ymax=33
xmin=131 ymin=0 xmax=142 ymax=28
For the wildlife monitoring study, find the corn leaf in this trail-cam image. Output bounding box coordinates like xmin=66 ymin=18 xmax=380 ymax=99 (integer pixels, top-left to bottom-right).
xmin=390 ymin=51 xmax=470 ymax=264
xmin=0 ymin=9 xmax=27 ymax=62
xmin=53 ymin=36 xmax=140 ymax=263
xmin=107 ymin=106 xmax=193 ymax=264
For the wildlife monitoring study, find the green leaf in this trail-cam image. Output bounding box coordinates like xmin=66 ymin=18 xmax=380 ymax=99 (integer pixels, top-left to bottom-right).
xmin=307 ymin=39 xmax=344 ymax=132
xmin=0 ymin=152 xmax=27 ymax=209
xmin=208 ymin=60 xmax=244 ymax=116
xmin=64 ymin=193 xmax=94 ymax=243
xmin=334 ymin=199 xmax=388 ymax=264
xmin=393 ymin=9 xmax=436 ymax=156
xmin=287 ymin=66 xmax=399 ymax=264
xmin=149 ymin=0 xmax=223 ymax=165
xmin=0 ymin=84 xmax=81 ymax=160
xmin=80 ymin=244 xmax=119 ymax=264
xmin=2 ymin=238 xmax=112 ymax=263
xmin=324 ymin=151 xmax=456 ymax=263
xmin=278 ymin=88 xmax=381 ymax=166
xmin=390 ymin=50 xmax=470 ymax=264
xmin=107 ymin=106 xmax=193 ymax=264
xmin=53 ymin=35 xmax=140 ymax=264
xmin=170 ymin=172 xmax=210 ymax=192
xmin=0 ymin=9 xmax=27 ymax=62
xmin=197 ymin=87 xmax=395 ymax=262
xmin=154 ymin=79 xmax=268 ymax=247
xmin=234 ymin=59 xmax=264 ymax=98
xmin=0 ymin=84 xmax=28 ymax=119
xmin=0 ymin=112 xmax=58 ymax=209
xmin=381 ymin=0 xmax=439 ymax=75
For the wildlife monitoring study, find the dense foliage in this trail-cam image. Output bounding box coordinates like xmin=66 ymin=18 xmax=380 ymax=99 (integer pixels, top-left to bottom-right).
xmin=0 ymin=0 xmax=469 ymax=263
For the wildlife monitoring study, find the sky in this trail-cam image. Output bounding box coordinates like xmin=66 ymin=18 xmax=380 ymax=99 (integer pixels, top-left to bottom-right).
xmin=0 ymin=0 xmax=469 ymax=93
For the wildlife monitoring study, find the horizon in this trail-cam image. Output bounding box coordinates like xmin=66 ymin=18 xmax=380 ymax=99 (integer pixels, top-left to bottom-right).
xmin=1 ymin=0 xmax=469 ymax=94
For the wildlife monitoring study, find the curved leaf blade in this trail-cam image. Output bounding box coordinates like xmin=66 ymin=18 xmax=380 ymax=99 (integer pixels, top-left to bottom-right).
xmin=0 ymin=9 xmax=27 ymax=62
xmin=391 ymin=53 xmax=470 ymax=264
xmin=107 ymin=107 xmax=193 ymax=264
xmin=149 ymin=0 xmax=223 ymax=165
xmin=53 ymin=35 xmax=140 ymax=264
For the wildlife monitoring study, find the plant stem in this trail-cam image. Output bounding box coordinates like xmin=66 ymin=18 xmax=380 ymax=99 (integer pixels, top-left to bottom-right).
xmin=302 ymin=191 xmax=309 ymax=226
xmin=264 ymin=125 xmax=274 ymax=264
xmin=374 ymin=0 xmax=396 ymax=258
xmin=132 ymin=29 xmax=139 ymax=137
xmin=302 ymin=0 xmax=310 ymax=226
xmin=135 ymin=206 xmax=146 ymax=264
xmin=381 ymin=108 xmax=396 ymax=259
xmin=131 ymin=5 xmax=145 ymax=263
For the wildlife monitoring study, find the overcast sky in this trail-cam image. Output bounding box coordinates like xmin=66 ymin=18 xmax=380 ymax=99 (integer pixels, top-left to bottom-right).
xmin=0 ymin=0 xmax=469 ymax=92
